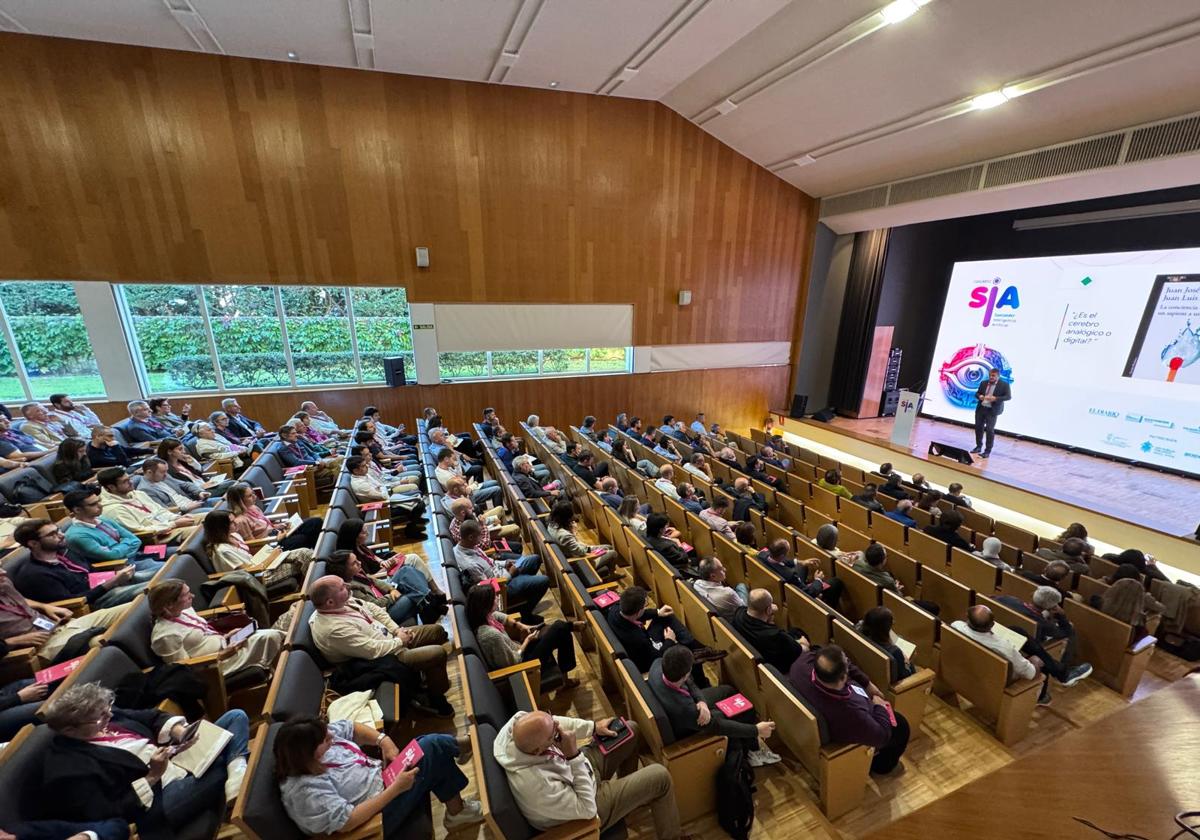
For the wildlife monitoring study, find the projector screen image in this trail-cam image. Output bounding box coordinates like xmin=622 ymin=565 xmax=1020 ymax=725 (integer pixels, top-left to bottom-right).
xmin=923 ymin=248 xmax=1200 ymax=476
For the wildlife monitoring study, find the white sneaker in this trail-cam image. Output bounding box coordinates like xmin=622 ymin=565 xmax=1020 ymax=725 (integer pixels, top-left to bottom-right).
xmin=224 ymin=756 xmax=247 ymax=803
xmin=747 ymin=748 xmax=781 ymax=767
xmin=443 ymin=797 xmax=484 ymax=830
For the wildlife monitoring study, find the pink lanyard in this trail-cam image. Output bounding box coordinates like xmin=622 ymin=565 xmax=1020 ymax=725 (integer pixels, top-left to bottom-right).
xmin=324 ymin=739 xmax=374 ymax=769
xmin=230 ymin=534 xmax=251 ymax=552
xmin=94 ymin=520 xmax=120 ymax=540
xmin=0 ymin=600 xmax=35 ymax=620
xmin=660 ymin=675 xmax=692 ymax=698
xmin=358 ymin=576 xmax=385 ymax=599
xmin=122 ymin=498 xmax=151 ymax=513
xmin=53 ymin=553 xmax=89 ymax=574
xmin=168 ymin=612 xmax=219 ymax=636
xmin=90 ymin=724 xmax=147 ymax=744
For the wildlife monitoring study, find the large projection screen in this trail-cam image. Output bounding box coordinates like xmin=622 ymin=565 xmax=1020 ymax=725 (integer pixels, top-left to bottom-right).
xmin=922 ymin=247 xmax=1200 ymax=476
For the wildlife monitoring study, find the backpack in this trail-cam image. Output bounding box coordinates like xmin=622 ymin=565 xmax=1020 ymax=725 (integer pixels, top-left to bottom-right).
xmin=716 ymin=746 xmax=756 ymax=839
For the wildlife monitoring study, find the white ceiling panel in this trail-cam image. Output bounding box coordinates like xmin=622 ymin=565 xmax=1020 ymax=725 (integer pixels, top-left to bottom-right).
xmin=192 ymin=0 xmax=356 ymax=68
xmin=370 ymin=0 xmax=521 ymax=82
xmin=0 ymin=0 xmax=193 ymax=50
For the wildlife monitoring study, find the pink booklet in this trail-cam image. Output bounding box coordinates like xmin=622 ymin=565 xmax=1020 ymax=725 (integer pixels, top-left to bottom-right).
xmin=715 ymin=693 xmax=754 ymax=717
xmin=592 ymin=590 xmax=620 ymax=608
xmin=359 ymin=502 xmax=384 ymax=512
xmin=143 ymin=544 xmax=167 ymax=558
xmin=88 ymin=571 xmax=116 ymax=588
xmin=588 ymin=547 xmax=607 ymax=557
xmin=35 ymin=655 xmax=85 ymax=685
xmin=283 ymin=465 xmax=307 ymax=476
xmin=382 ymin=738 xmax=425 ymax=785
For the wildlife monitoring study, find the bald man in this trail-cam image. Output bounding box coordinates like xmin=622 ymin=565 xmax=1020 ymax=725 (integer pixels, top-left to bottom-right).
xmin=308 ymin=574 xmax=453 ymax=716
xmin=729 ymin=476 xmax=766 ymax=521
xmin=732 ymin=588 xmax=810 ymax=672
xmin=493 ymin=710 xmax=688 ymax=838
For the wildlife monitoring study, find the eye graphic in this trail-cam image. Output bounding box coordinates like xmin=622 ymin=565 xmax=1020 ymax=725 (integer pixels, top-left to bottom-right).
xmin=939 ymin=345 xmax=1013 ymax=409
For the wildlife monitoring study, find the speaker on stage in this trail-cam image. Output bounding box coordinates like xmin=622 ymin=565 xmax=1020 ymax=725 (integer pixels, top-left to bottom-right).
xmin=789 ymin=394 xmax=808 ymax=419
xmin=928 ymin=440 xmax=973 ymax=465
xmin=811 ymin=407 xmax=837 ymax=423
xmin=382 ymin=357 xmax=408 ymax=387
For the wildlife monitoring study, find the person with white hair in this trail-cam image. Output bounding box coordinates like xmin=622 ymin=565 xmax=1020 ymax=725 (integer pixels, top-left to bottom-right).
xmin=123 ymin=400 xmax=183 ymax=444
xmin=525 ymin=414 xmax=566 ymax=454
xmin=192 ymin=420 xmax=247 ymax=469
xmin=298 ymin=400 xmax=342 ymax=435
xmin=221 ymin=397 xmax=266 ymax=440
xmin=972 ymin=536 xmax=1012 ymax=570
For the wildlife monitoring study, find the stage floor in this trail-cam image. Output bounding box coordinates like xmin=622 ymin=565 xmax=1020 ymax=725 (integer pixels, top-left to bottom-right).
xmin=828 ymin=415 xmax=1200 ymax=538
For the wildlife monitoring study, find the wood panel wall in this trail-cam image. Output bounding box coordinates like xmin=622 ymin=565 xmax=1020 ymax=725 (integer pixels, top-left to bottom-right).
xmin=0 ymin=33 xmax=815 ymax=347
xmin=85 ymin=366 xmax=788 ymax=438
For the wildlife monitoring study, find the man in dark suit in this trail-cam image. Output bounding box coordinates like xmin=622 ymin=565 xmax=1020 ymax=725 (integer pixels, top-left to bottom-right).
xmin=972 ymin=368 xmax=1011 ymax=457
xmin=6 ymin=819 xmax=130 ymax=840
xmin=607 ymin=586 xmax=720 ymax=687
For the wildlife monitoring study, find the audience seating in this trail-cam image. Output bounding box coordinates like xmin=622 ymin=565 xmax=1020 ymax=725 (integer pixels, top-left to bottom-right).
xmin=938 ymin=623 xmax=1043 ymax=745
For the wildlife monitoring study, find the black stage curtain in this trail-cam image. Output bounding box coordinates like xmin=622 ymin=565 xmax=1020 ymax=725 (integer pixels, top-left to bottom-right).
xmin=828 ymin=228 xmax=890 ymax=415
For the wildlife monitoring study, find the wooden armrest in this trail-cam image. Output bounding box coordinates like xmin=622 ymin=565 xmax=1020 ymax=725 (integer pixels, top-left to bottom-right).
xmin=585 ymin=582 xmax=619 ymax=595
xmin=819 ymin=741 xmax=870 ymax=760
xmin=93 ymin=560 xmax=127 ymax=569
xmin=534 ymin=817 xmax=602 ymax=840
xmin=487 ymin=659 xmax=542 ymax=682
xmin=196 ymin=606 xmax=232 ymax=618
xmin=1129 ymin=634 xmax=1157 ymax=654
xmin=318 ymin=813 xmax=384 ymax=840
xmin=367 ymin=542 xmax=390 ymax=551
xmin=244 ymin=537 xmax=273 ymax=550
xmin=1004 ymin=675 xmax=1044 ymax=697
xmin=662 ymin=733 xmax=726 ymax=761
xmin=52 ymin=597 xmax=89 ymax=616
xmin=180 ymin=652 xmax=224 ymax=667
xmin=1 ymin=647 xmax=39 ymax=681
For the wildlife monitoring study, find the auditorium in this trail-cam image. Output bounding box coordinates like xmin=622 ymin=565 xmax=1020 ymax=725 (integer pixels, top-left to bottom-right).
xmin=1 ymin=2 xmax=1199 ymax=838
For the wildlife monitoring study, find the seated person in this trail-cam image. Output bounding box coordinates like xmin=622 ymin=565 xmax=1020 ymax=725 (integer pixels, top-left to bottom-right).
xmin=86 ymin=426 xmax=144 ymax=470
xmin=434 ymin=447 xmax=501 ymax=507
xmin=308 ymin=574 xmax=453 ymax=716
xmin=651 ymin=433 xmax=682 ymax=462
xmin=850 ymin=483 xmax=885 ymax=513
xmin=19 ymin=402 xmax=74 ymax=449
xmin=222 ymin=398 xmax=267 ymax=440
xmin=878 ymin=472 xmax=910 ymax=500
xmin=0 ymin=640 xmax=50 ymax=740
xmin=136 ymin=457 xmax=210 ymax=513
xmin=973 ymin=536 xmax=1013 ymax=570
xmin=276 ymin=717 xmax=481 ymax=836
xmin=693 ymin=556 xmax=748 ymax=620
xmin=13 ymin=519 xmax=145 ymax=609
xmin=336 ymin=518 xmax=445 ymax=605
xmin=732 ymin=588 xmax=809 ymax=673
xmin=884 ymin=498 xmax=917 ymax=527
xmin=0 ymin=566 xmax=127 ymax=664
xmin=994 ymin=586 xmax=1092 ymax=698
xmin=653 ymin=465 xmax=680 ymax=500
xmin=743 ymin=456 xmax=776 ymax=487
xmin=97 ymin=468 xmax=197 ymax=537
xmin=202 ymin=510 xmax=312 ymax=593
xmin=617 ymin=496 xmax=648 ymax=536
xmin=149 ymin=579 xmax=283 ymax=679
xmin=494 ymin=710 xmax=686 ymax=838
xmin=698 ymin=495 xmax=736 ymax=540
xmin=1094 ymin=574 xmax=1163 ymax=635
xmin=760 ymin=538 xmax=844 ymax=609
xmin=440 ymin=477 xmax=504 ymax=523
xmin=789 ymin=645 xmax=909 ymax=775
xmin=157 ymin=438 xmax=235 ymax=496
xmin=817 ymin=469 xmax=853 ymax=500
xmin=649 ymin=645 xmax=779 ymax=766
xmin=224 ymin=482 xmax=322 ymax=550
xmin=922 ymin=509 xmax=973 ymax=552
xmin=857 ymin=606 xmax=915 ymax=683
xmin=50 ymin=438 xmax=95 ymax=491
xmin=943 ymin=482 xmax=972 ymax=508
xmin=758 ymin=445 xmax=788 ymax=470
xmin=677 ymin=483 xmax=705 ymax=514
xmin=511 ymin=455 xmax=561 ymax=502
xmin=326 ymin=549 xmax=433 ymax=626
xmin=729 ymin=477 xmax=766 ymax=522
xmin=683 ymin=452 xmax=713 ymax=482
xmin=146 ymin=397 xmax=188 ymax=432
xmin=951 ymin=604 xmax=1091 ymax=706
xmin=734 ymin=521 xmax=759 ymax=551
xmin=191 ymin=421 xmax=247 ymax=469
xmin=452 ymin=520 xmax=549 ymax=622
xmin=121 ymin=400 xmax=183 ymax=444
xmin=644 ymin=512 xmax=692 ymax=571
xmin=546 ymin=502 xmax=618 ymax=582
xmin=48 ymin=393 xmax=104 ymax=432
xmin=275 ymin=424 xmax=339 ymax=488
xmin=597 ymin=475 xmax=623 ymax=509
xmin=61 ymin=490 xmax=165 ymax=573
xmin=1017 ymin=559 xmax=1078 ymax=600
xmin=347 ymin=454 xmax=418 ymax=501
xmin=571 ymin=450 xmax=602 ymax=488
xmin=608 ymin=586 xmax=721 ymax=687
xmin=1035 ymin=537 xmax=1090 ymax=574
xmin=298 ymin=400 xmax=342 ymax=436
xmin=466 ymin=582 xmax=583 ymax=689
xmin=0 ymin=415 xmax=49 ymax=464
xmin=38 ymin=683 xmax=250 ymax=838
xmin=908 ymin=473 xmax=932 ymax=492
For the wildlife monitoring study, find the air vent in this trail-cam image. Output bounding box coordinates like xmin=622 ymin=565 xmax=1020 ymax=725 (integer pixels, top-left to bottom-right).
xmin=1126 ymin=114 xmax=1200 ymax=163
xmin=889 ymin=165 xmax=984 ymax=205
xmin=820 ymin=186 xmax=889 ymax=217
xmin=983 ymin=134 xmax=1123 ymax=189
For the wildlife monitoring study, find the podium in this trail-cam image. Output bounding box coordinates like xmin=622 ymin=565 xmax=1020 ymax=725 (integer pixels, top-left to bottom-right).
xmin=890 ymin=390 xmax=922 ymax=447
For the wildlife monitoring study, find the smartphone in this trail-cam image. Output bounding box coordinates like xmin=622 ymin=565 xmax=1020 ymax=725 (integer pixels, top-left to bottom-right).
xmin=174 ymin=719 xmax=202 ymax=745
xmin=226 ymin=622 xmax=256 ymax=645
xmin=32 ymin=615 xmax=57 ymax=631
xmin=595 ymin=718 xmax=633 ymax=755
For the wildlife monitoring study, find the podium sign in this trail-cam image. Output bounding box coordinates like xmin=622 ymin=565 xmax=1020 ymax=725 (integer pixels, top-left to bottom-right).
xmin=890 ymin=390 xmax=922 ymax=447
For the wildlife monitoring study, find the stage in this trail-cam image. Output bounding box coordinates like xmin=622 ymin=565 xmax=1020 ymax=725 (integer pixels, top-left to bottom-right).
xmin=827 ymin=414 xmax=1200 ymax=539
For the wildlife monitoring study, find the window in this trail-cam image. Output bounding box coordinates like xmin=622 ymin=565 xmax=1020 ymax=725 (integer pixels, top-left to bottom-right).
xmin=0 ymin=282 xmax=106 ymax=400
xmin=116 ymin=283 xmax=415 ymax=395
xmin=437 ymin=347 xmax=632 ymax=380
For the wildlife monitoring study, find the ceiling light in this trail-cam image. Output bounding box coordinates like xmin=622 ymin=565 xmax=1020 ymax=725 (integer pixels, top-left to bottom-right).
xmin=880 ymin=0 xmax=919 ymax=25
xmin=970 ymin=90 xmax=1010 ymax=110
xmin=793 ymin=154 xmax=816 ymax=167
xmin=287 ymin=51 xmax=298 ymax=60
xmin=1001 ymin=84 xmax=1026 ymax=100
xmin=548 ymin=81 xmax=559 ymax=87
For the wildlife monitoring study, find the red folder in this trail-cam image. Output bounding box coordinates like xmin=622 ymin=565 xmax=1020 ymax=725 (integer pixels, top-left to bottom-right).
xmin=35 ymin=655 xmax=85 ymax=685
xmin=143 ymin=544 xmax=167 ymax=558
xmin=283 ymin=466 xmax=307 ymax=476
xmin=715 ymin=693 xmax=753 ymax=717
xmin=382 ymin=738 xmax=425 ymax=785
xmin=359 ymin=502 xmax=384 ymax=512
xmin=88 ymin=572 xmax=116 ymax=588
xmin=592 ymin=590 xmax=620 ymax=609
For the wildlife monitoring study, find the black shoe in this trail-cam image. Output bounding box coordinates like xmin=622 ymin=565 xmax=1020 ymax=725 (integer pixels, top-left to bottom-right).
xmin=969 ymin=447 xmax=982 ymax=454
xmin=692 ymin=646 xmax=729 ymax=664
xmin=980 ymin=450 xmax=991 ymax=458
xmin=413 ymin=694 xmax=455 ymax=718
xmin=1037 ymin=682 xmax=1052 ymax=706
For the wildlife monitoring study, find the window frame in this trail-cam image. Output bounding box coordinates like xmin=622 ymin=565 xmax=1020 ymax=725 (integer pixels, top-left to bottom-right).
xmin=0 ymin=281 xmax=109 ymax=401
xmin=437 ymin=347 xmax=632 ymax=382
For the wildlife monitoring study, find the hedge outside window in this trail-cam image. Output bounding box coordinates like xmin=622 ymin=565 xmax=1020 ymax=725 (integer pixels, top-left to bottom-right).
xmin=0 ymin=282 xmax=106 ymax=400
xmin=281 ymin=287 xmax=356 ymax=386
xmin=438 ymin=347 xmax=631 ymax=380
xmin=351 ymin=288 xmax=414 ymax=383
xmin=203 ymin=286 xmax=291 ymax=389
xmin=120 ymin=284 xmax=219 ymax=393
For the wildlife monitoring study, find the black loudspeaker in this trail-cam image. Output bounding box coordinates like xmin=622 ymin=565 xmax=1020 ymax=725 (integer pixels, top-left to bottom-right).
xmin=382 ymin=357 xmax=408 ymax=387
xmin=811 ymin=407 xmax=837 ymax=423
xmin=881 ymin=390 xmax=900 ymax=417
xmin=789 ymin=395 xmax=808 ymax=419
xmin=928 ymin=440 xmax=973 ymax=465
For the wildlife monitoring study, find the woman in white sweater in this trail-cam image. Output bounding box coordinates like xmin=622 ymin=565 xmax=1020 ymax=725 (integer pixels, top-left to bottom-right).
xmin=203 ymin=509 xmax=312 ymax=593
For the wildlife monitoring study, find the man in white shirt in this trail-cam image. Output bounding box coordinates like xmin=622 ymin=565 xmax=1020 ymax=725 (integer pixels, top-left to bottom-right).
xmin=683 ymin=453 xmax=712 ymax=482
xmin=347 ymin=455 xmax=418 ymax=503
xmin=950 ymin=605 xmax=1038 ymax=682
xmin=97 ymin=467 xmax=196 ymax=535
xmin=308 ymin=574 xmax=452 ymax=716
xmin=693 ymin=557 xmax=748 ymax=620
xmin=698 ymin=495 xmax=737 ymax=540
xmin=434 ymin=448 xmax=502 ymax=507
xmin=299 ymin=400 xmax=343 ymax=435
xmin=18 ymin=402 xmax=75 ymax=449
xmin=525 ymin=415 xmax=566 ymax=455
xmin=49 ymin=393 xmax=103 ymax=432
xmin=689 ymin=413 xmax=707 ymax=436
xmin=653 ymin=464 xmax=680 ymax=500
xmin=452 ymin=520 xmax=549 ymax=620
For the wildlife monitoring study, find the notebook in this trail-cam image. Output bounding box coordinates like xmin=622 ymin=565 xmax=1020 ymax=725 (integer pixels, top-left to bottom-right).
xmin=991 ymin=622 xmax=1028 ymax=652
xmin=890 ymin=632 xmax=917 ymax=661
xmin=283 ymin=465 xmax=307 ymax=476
xmin=359 ymin=502 xmax=385 ymax=512
xmin=286 ymin=513 xmax=303 ymax=533
xmin=143 ymin=544 xmax=168 ymax=558
xmin=592 ymin=590 xmax=620 ymax=609
xmin=249 ymin=544 xmax=285 ymax=571
xmin=715 ymin=693 xmax=754 ymax=717
xmin=171 ymin=719 xmax=233 ymax=778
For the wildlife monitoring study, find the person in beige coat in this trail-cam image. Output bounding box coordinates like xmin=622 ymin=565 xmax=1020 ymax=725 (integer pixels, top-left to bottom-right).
xmin=149 ymin=579 xmax=283 ymax=678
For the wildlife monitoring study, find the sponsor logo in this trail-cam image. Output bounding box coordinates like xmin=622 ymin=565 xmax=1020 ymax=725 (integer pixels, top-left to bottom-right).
xmin=968 ymin=277 xmax=1020 ymax=327
xmin=1104 ymin=434 xmax=1131 ymax=449
xmin=1140 ymin=441 xmax=1176 ymax=458
xmin=1125 ymin=414 xmax=1144 ymax=423
xmin=1184 ymin=425 xmax=1200 ymax=435
xmin=1143 ymin=417 xmax=1175 ymax=429
xmin=1185 ymin=452 xmax=1200 ymax=461
xmin=1087 ymin=408 xmax=1119 ymax=418
xmin=1149 ymin=434 xmax=1177 ymax=444
xmin=938 ymin=344 xmax=1013 ymax=409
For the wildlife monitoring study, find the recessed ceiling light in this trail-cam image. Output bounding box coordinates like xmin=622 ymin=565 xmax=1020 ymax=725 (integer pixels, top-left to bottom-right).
xmin=970 ymin=90 xmax=1010 ymax=110
xmin=1001 ymin=84 xmax=1026 ymax=100
xmin=880 ymin=0 xmax=919 ymax=25
xmin=548 ymin=81 xmax=559 ymax=87
xmin=287 ymin=51 xmax=298 ymax=60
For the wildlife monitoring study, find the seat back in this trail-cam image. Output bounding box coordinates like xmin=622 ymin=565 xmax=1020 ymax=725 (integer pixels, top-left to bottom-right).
xmin=676 ymin=580 xmax=717 ymax=648
xmin=784 ymin=584 xmax=833 ymax=644
xmin=102 ymin=594 xmax=159 ymax=668
xmin=1063 ymin=597 xmax=1139 ymax=682
xmin=833 ymin=563 xmax=881 ymax=622
xmin=938 ymin=625 xmax=1009 ymax=721
xmin=870 ymin=511 xmax=906 ymax=549
xmin=712 ymin=617 xmax=764 ymax=711
xmin=745 ymin=553 xmax=785 ymax=607
xmin=38 ymin=645 xmax=144 ymax=718
xmin=0 ymin=548 xmax=30 ymax=578
xmin=0 ymin=467 xmax=51 ymax=504
xmin=808 ymin=485 xmax=840 ymax=518
xmin=712 ymin=533 xmax=748 ymax=590
xmin=830 ymin=618 xmax=892 ymax=690
xmin=906 ymin=528 xmax=949 ymax=568
xmin=647 ymin=550 xmax=682 ymax=615
xmin=264 ymin=649 xmax=326 ymax=722
xmin=776 ymin=493 xmax=805 ymax=532
xmin=232 ymin=723 xmax=306 ymax=840
xmin=474 ymin=723 xmax=537 ymax=840
xmin=285 ymin=601 xmax=330 ymax=670
xmin=836 ymin=524 xmax=872 ymax=553
xmin=461 ymin=652 xmax=515 ymax=729
xmin=918 ymin=565 xmax=971 ymax=621
xmin=837 ymin=501 xmax=870 ymax=534
xmin=586 ymin=608 xmax=630 ymax=704
xmin=685 ymin=511 xmax=715 ymax=559
xmin=993 ymin=520 xmax=1038 ymax=553
xmin=615 ymin=657 xmax=675 ymax=749
xmin=757 ymin=663 xmax=825 ymax=777
xmin=882 ymin=590 xmax=938 ymax=669
xmin=0 ymin=726 xmax=57 ymax=828
xmin=949 ymin=547 xmax=1001 ymax=595
xmin=999 ymin=570 xmax=1038 ymax=601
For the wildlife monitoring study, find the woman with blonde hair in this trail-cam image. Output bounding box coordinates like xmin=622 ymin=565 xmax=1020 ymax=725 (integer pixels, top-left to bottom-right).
xmin=149 ymin=578 xmax=284 ymax=678
xmin=224 ymin=482 xmax=322 ymax=550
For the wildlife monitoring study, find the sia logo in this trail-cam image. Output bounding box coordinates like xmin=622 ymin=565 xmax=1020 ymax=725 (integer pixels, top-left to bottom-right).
xmin=969 ymin=277 xmax=1020 ymax=326
xmin=939 ymin=345 xmax=1014 ymax=409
